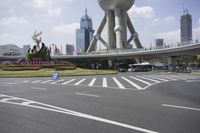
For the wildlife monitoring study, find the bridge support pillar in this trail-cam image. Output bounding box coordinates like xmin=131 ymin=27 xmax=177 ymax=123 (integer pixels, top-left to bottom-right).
xmin=167 ymin=56 xmax=176 ymax=71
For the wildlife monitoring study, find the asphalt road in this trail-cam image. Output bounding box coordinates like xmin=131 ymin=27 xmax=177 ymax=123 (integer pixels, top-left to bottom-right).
xmin=0 ymin=72 xmax=200 ymax=133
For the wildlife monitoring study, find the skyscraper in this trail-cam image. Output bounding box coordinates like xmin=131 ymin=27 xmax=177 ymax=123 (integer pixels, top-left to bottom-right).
xmin=76 ymin=8 xmax=94 ymax=54
xmin=180 ymin=9 xmax=192 ymax=44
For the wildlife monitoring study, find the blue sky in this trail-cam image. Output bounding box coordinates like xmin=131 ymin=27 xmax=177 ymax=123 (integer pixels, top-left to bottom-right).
xmin=0 ymin=0 xmax=199 ymax=50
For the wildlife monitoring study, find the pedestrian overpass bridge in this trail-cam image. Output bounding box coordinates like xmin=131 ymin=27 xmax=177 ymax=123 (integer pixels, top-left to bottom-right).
xmin=0 ymin=42 xmax=200 ymax=61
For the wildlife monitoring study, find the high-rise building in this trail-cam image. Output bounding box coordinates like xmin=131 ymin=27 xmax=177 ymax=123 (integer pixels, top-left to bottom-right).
xmin=156 ymin=39 xmax=164 ymax=49
xmin=23 ymin=45 xmax=31 ymax=55
xmin=66 ymin=44 xmax=74 ymax=55
xmin=180 ymin=9 xmax=192 ymax=44
xmin=76 ymin=8 xmax=94 ymax=54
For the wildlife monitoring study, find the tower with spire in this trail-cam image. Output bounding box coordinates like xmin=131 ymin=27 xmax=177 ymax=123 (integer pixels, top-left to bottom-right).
xmin=76 ymin=8 xmax=95 ymax=54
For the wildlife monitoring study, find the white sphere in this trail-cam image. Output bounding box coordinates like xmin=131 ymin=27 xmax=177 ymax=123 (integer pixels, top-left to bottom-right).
xmin=98 ymin=0 xmax=135 ymax=11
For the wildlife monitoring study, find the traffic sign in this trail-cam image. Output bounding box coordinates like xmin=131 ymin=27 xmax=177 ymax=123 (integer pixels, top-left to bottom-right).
xmin=51 ymin=72 xmax=59 ymax=80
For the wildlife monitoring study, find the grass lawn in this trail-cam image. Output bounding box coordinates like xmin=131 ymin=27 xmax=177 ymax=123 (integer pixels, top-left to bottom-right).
xmin=0 ymin=68 xmax=117 ymax=78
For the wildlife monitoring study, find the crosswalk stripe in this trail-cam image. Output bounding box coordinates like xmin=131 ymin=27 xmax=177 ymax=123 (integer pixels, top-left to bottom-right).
xmin=136 ymin=76 xmax=160 ymax=83
xmin=41 ymin=80 xmax=52 ymax=83
xmin=102 ymin=78 xmax=108 ymax=87
xmin=62 ymin=79 xmax=75 ymax=85
xmin=51 ymin=79 xmax=65 ymax=84
xmin=32 ymin=80 xmax=42 ymax=83
xmin=88 ymin=78 xmax=96 ymax=86
xmin=74 ymin=78 xmax=86 ymax=86
xmin=156 ymin=76 xmax=178 ymax=81
xmin=129 ymin=76 xmax=152 ymax=85
xmin=146 ymin=76 xmax=168 ymax=82
xmin=112 ymin=77 xmax=126 ymax=89
xmin=122 ymin=77 xmax=143 ymax=90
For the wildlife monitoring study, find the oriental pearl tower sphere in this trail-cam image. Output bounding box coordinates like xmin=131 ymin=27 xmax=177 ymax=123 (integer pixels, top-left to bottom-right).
xmin=87 ymin=0 xmax=142 ymax=53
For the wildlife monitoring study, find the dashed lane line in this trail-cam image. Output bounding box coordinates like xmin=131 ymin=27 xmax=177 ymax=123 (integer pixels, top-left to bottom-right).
xmin=31 ymin=87 xmax=47 ymax=90
xmin=162 ymin=104 xmax=200 ymax=111
xmin=75 ymin=92 xmax=100 ymax=98
xmin=0 ymin=94 xmax=159 ymax=133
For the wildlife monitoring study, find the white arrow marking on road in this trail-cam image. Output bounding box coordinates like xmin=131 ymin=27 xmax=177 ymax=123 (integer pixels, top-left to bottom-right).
xmin=0 ymin=94 xmax=159 ymax=133
xmin=112 ymin=77 xmax=126 ymax=89
xmin=88 ymin=78 xmax=96 ymax=86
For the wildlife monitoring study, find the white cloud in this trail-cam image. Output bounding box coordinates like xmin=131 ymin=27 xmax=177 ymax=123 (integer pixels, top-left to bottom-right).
xmin=164 ymin=16 xmax=175 ymax=22
xmin=198 ymin=18 xmax=200 ymax=25
xmin=128 ymin=5 xmax=155 ymax=19
xmin=53 ymin=22 xmax=79 ymax=34
xmin=0 ymin=16 xmax=29 ymax=28
xmin=193 ymin=26 xmax=200 ymax=40
xmin=48 ymin=8 xmax=62 ymax=17
xmin=0 ymin=33 xmax=29 ymax=46
xmin=155 ymin=29 xmax=180 ymax=44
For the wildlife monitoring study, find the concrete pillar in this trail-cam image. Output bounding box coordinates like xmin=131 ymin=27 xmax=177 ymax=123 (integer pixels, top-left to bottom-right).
xmin=107 ymin=10 xmax=115 ymax=49
xmin=108 ymin=60 xmax=113 ymax=68
xmin=167 ymin=56 xmax=176 ymax=71
xmin=114 ymin=7 xmax=123 ymax=49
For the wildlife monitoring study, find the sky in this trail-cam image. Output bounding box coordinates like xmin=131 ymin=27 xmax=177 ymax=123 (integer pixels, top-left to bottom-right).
xmin=0 ymin=0 xmax=200 ymax=50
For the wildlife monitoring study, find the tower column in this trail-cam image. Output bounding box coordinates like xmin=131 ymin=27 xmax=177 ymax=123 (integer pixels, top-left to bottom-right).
xmin=122 ymin=11 xmax=128 ymax=48
xmin=114 ymin=7 xmax=123 ymax=49
xmin=107 ymin=10 xmax=115 ymax=49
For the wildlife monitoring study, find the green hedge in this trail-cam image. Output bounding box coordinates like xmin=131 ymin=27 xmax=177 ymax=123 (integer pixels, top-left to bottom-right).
xmin=2 ymin=67 xmax=41 ymax=71
xmin=53 ymin=66 xmax=77 ymax=71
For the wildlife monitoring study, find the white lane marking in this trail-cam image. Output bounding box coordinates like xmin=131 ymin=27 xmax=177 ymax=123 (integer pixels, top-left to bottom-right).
xmin=112 ymin=77 xmax=126 ymax=89
xmin=51 ymin=79 xmax=65 ymax=84
xmin=88 ymin=78 xmax=96 ymax=87
xmin=62 ymin=79 xmax=75 ymax=85
xmin=75 ymin=93 xmax=99 ymax=98
xmin=0 ymin=84 xmax=13 ymax=87
xmin=5 ymin=82 xmax=19 ymax=85
xmin=156 ymin=76 xmax=178 ymax=81
xmin=102 ymin=77 xmax=108 ymax=87
xmin=0 ymin=94 xmax=159 ymax=133
xmin=23 ymin=80 xmax=29 ymax=83
xmin=74 ymin=78 xmax=86 ymax=86
xmin=31 ymin=87 xmax=47 ymax=90
xmin=129 ymin=76 xmax=152 ymax=85
xmin=162 ymin=104 xmax=200 ymax=111
xmin=146 ymin=76 xmax=168 ymax=82
xmin=32 ymin=80 xmax=42 ymax=83
xmin=41 ymin=80 xmax=52 ymax=83
xmin=185 ymin=80 xmax=200 ymax=83
xmin=122 ymin=77 xmax=143 ymax=90
xmin=136 ymin=76 xmax=160 ymax=83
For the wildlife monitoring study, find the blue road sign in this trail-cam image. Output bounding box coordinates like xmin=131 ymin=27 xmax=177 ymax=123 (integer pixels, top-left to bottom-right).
xmin=51 ymin=72 xmax=59 ymax=80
